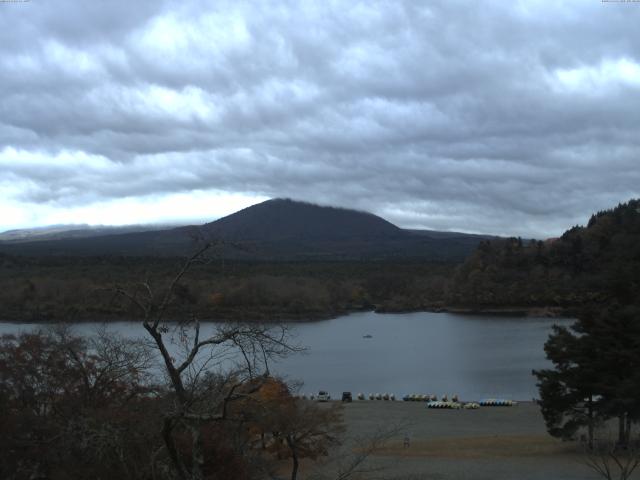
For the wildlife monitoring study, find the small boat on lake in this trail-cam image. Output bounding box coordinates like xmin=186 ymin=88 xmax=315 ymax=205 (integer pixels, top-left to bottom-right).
xmin=362 ymin=334 xmax=373 ymax=339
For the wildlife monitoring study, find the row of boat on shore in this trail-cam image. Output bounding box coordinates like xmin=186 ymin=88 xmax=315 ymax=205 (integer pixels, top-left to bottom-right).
xmin=295 ymin=392 xmax=516 ymax=408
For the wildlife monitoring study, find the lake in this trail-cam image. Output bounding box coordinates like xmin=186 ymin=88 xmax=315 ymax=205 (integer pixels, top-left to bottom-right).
xmin=0 ymin=311 xmax=570 ymax=401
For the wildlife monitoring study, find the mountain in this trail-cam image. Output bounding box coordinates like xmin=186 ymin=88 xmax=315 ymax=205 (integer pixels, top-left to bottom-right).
xmin=0 ymin=198 xmax=494 ymax=261
xmin=0 ymin=224 xmax=175 ymax=243
xmin=202 ymin=199 xmax=402 ymax=241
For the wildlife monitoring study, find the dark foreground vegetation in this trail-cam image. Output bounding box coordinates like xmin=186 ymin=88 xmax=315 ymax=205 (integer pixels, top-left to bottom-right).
xmin=0 ymin=327 xmax=349 ymax=480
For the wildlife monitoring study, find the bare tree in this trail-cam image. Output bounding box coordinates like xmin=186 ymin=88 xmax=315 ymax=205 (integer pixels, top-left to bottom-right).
xmin=116 ymin=243 xmax=302 ymax=480
xmin=274 ymin=400 xmax=345 ymax=480
xmin=584 ymin=440 xmax=640 ymax=480
xmin=308 ymin=423 xmax=407 ymax=480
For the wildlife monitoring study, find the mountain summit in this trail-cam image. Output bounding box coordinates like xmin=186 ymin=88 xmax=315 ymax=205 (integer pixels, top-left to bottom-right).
xmin=202 ymin=198 xmax=402 ymax=241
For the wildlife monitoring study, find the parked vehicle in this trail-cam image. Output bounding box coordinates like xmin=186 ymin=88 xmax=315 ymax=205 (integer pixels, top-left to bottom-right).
xmin=341 ymin=392 xmax=352 ymax=402
xmin=317 ymin=391 xmax=331 ymax=402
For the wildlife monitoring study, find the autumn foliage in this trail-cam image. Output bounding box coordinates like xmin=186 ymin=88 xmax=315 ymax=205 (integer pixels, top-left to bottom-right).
xmin=0 ymin=330 xmax=343 ymax=480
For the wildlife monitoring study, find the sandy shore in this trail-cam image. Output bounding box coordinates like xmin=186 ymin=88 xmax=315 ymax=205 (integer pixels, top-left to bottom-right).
xmin=306 ymin=401 xmax=622 ymax=480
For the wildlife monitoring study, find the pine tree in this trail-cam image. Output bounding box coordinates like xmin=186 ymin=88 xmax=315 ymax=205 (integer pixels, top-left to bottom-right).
xmin=534 ymin=304 xmax=640 ymax=448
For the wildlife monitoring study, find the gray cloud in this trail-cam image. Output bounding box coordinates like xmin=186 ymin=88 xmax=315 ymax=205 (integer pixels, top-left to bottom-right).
xmin=1 ymin=0 xmax=639 ymax=237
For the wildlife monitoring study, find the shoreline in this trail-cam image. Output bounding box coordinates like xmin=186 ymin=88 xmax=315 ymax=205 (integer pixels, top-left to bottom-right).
xmin=0 ymin=304 xmax=570 ymax=324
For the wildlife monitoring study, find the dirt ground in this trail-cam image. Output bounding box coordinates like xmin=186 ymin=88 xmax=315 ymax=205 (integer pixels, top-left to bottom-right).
xmin=304 ymin=401 xmax=637 ymax=480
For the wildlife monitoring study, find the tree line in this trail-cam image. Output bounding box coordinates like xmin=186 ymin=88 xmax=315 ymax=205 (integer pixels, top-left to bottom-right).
xmin=0 ymin=255 xmax=453 ymax=322
xmin=447 ymin=199 xmax=640 ymax=312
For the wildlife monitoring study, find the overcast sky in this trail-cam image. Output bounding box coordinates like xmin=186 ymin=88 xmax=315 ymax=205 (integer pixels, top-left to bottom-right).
xmin=1 ymin=1 xmax=639 ymax=238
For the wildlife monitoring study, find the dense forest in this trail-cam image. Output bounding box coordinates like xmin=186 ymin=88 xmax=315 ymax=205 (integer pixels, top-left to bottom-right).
xmin=0 ymin=255 xmax=453 ymax=322
xmin=446 ymin=199 xmax=640 ymax=314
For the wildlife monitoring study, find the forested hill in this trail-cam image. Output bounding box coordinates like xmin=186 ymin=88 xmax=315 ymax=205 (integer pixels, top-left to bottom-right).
xmin=446 ymin=199 xmax=640 ymax=312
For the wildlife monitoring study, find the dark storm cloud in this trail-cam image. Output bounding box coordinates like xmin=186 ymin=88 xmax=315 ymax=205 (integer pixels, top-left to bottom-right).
xmin=1 ymin=0 xmax=639 ymax=236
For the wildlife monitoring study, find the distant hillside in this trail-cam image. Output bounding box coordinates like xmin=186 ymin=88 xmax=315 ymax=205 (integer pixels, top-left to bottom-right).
xmin=0 ymin=224 xmax=174 ymax=243
xmin=0 ymin=199 xmax=493 ymax=261
xmin=447 ymin=199 xmax=640 ymax=311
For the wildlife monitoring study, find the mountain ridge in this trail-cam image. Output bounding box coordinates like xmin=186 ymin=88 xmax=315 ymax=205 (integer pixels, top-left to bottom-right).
xmin=0 ymin=224 xmax=177 ymax=243
xmin=0 ymin=198 xmax=495 ymax=261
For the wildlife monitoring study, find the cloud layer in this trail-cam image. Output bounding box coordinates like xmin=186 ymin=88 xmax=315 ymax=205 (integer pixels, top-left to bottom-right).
xmin=1 ymin=0 xmax=639 ymax=237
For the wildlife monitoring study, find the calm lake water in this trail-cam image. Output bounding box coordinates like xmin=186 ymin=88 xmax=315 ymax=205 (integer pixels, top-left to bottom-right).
xmin=0 ymin=311 xmax=570 ymax=401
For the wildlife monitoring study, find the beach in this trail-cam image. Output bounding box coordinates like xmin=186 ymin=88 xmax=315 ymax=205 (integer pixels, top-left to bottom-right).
xmin=309 ymin=401 xmax=617 ymax=480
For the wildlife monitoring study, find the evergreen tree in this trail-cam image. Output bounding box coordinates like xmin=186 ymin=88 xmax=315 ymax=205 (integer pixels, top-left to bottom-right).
xmin=534 ymin=322 xmax=601 ymax=447
xmin=534 ymin=304 xmax=640 ymax=448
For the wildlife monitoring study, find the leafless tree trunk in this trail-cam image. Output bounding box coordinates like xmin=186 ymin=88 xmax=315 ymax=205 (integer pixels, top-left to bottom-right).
xmin=619 ymin=415 xmax=626 ymax=447
xmin=587 ymin=395 xmax=595 ymax=450
xmin=116 ymin=243 xmax=301 ymax=480
xmin=286 ymin=434 xmax=300 ymax=480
